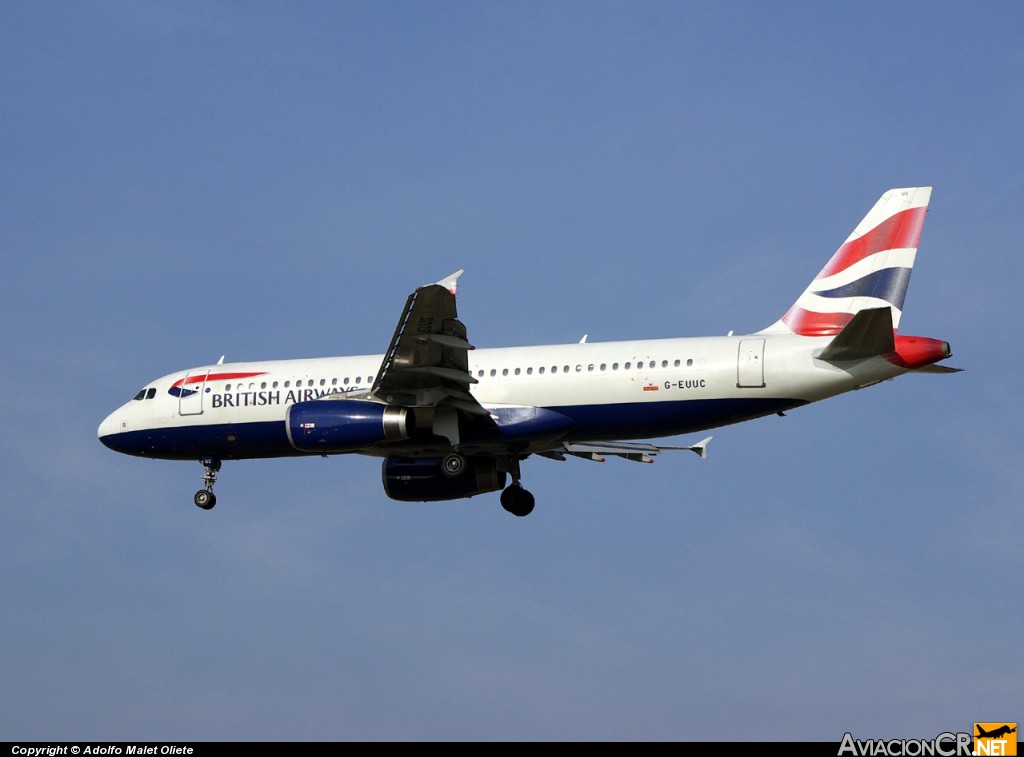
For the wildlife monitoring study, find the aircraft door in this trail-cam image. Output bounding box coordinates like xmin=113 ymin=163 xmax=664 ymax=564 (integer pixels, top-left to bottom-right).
xmin=737 ymin=339 xmax=765 ymax=388
xmin=178 ymin=370 xmax=209 ymax=416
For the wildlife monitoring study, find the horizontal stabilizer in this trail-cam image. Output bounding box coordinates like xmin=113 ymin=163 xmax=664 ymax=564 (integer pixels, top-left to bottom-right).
xmin=816 ymin=307 xmax=894 ymax=362
xmin=910 ymin=363 xmax=963 ymax=374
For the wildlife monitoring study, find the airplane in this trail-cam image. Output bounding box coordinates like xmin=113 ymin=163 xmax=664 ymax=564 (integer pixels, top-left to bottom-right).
xmin=976 ymin=725 xmax=1017 ymax=740
xmin=98 ymin=187 xmax=958 ymax=516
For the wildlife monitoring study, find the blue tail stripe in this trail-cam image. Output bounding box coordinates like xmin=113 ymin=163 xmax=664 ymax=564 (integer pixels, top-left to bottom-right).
xmin=813 ymin=267 xmax=912 ymax=310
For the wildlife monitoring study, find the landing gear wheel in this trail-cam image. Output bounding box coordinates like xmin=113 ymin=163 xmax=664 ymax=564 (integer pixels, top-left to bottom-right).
xmin=501 ymin=484 xmax=535 ymax=517
xmin=194 ymin=490 xmax=216 ymax=510
xmin=195 ymin=456 xmax=221 ymax=510
xmin=441 ymin=452 xmax=467 ymax=478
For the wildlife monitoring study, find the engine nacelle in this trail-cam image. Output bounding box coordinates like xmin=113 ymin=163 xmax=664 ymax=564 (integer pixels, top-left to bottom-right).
xmin=382 ymin=456 xmax=507 ymax=502
xmin=286 ymin=399 xmax=410 ymax=453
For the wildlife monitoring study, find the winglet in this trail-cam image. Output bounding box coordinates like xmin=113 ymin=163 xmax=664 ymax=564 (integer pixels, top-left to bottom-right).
xmin=433 ymin=269 xmax=464 ymax=295
xmin=687 ymin=436 xmax=713 ymax=459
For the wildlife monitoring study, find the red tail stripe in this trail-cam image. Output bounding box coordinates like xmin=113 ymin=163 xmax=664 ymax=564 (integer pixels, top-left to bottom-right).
xmin=781 ymin=306 xmax=855 ymax=337
xmin=816 ymin=206 xmax=927 ymax=280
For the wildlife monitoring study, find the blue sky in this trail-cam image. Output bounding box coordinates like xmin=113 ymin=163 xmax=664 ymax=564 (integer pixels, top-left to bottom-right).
xmin=2 ymin=1 xmax=1021 ymax=741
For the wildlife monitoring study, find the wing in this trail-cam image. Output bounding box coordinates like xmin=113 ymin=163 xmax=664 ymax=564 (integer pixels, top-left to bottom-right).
xmin=371 ymin=270 xmax=491 ymax=420
xmin=538 ymin=437 xmax=713 ymax=463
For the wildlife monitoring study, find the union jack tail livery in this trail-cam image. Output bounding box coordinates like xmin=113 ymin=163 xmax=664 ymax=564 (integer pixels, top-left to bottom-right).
xmin=761 ymin=187 xmax=931 ymax=337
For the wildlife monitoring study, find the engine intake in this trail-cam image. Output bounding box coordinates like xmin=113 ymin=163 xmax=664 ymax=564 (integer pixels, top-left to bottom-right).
xmin=286 ymin=399 xmax=410 ymax=453
xmin=382 ymin=456 xmax=506 ymax=501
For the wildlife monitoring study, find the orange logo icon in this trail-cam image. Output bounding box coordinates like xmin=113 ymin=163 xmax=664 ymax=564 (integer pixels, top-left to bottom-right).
xmin=975 ymin=724 xmax=1017 ymax=756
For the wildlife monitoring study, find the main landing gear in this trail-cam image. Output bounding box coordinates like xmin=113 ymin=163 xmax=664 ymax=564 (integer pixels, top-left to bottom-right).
xmin=441 ymin=451 xmax=467 ymax=477
xmin=194 ymin=456 xmax=220 ymax=510
xmin=500 ymin=455 xmax=535 ymax=517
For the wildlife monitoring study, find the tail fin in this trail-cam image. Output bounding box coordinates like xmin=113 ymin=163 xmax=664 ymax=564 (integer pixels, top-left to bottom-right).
xmin=760 ymin=187 xmax=932 ymax=336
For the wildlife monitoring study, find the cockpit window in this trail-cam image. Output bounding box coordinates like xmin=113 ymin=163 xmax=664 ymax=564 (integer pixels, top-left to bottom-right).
xmin=146 ymin=388 xmax=156 ymax=399
xmin=133 ymin=389 xmax=146 ymax=401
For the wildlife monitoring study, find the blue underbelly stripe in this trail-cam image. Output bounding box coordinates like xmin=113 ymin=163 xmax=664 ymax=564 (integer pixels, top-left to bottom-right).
xmin=99 ymin=397 xmax=807 ymax=460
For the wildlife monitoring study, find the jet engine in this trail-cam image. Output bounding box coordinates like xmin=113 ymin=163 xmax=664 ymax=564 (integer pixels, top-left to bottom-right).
xmin=286 ymin=399 xmax=410 ymax=453
xmin=382 ymin=456 xmax=507 ymax=501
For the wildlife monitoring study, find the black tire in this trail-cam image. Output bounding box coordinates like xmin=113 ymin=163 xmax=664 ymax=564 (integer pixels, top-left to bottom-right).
xmin=194 ymin=490 xmax=216 ymax=510
xmin=441 ymin=452 xmax=466 ymax=478
xmin=500 ymin=485 xmax=535 ymax=517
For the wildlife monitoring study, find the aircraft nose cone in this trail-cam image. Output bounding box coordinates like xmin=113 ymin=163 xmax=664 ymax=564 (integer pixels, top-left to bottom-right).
xmin=98 ymin=412 xmax=119 ymax=448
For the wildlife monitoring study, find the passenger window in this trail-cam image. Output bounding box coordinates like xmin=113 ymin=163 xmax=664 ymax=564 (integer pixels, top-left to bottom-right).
xmin=587 ymin=364 xmax=594 ymax=372
xmin=687 ymin=359 xmax=693 ymax=367
xmin=625 ymin=362 xmax=631 ymax=370
xmin=539 ymin=366 xmax=545 ymax=374
xmin=600 ymin=363 xmax=606 ymax=371
xmin=612 ymin=363 xmax=619 ymax=370
xmin=563 ymin=365 xmax=570 ymax=373
xmin=261 ymin=382 xmax=267 ymax=389
xmin=674 ymin=359 xmax=681 ymax=367
xmin=320 ymin=378 xmax=326 ymax=386
xmin=284 ymin=381 xmax=291 ymax=388
xmin=662 ymin=360 xmax=668 ymax=368
xmin=225 ymin=384 xmax=232 ymax=392
xmin=332 ymin=378 xmax=338 ymax=386
xmin=490 ymin=369 xmax=496 ymax=377
xmin=551 ymin=366 xmax=558 ymax=373
xmin=502 ymin=368 xmax=509 ymax=376
xmin=526 ymin=367 xmax=533 ymax=375
xmin=514 ymin=368 xmax=521 ymax=376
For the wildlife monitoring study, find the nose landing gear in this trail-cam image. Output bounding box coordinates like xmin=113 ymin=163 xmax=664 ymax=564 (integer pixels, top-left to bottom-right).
xmin=194 ymin=456 xmax=221 ymax=510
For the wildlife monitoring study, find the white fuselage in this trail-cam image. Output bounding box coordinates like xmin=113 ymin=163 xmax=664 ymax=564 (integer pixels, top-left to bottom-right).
xmin=98 ymin=332 xmax=906 ymax=461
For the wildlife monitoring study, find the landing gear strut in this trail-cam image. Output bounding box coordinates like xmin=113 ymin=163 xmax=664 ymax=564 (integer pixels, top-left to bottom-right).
xmin=500 ymin=455 xmax=535 ymax=517
xmin=194 ymin=456 xmax=220 ymax=510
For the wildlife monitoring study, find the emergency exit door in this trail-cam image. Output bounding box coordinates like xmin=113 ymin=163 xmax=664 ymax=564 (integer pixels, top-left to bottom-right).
xmin=737 ymin=339 xmax=765 ymax=388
